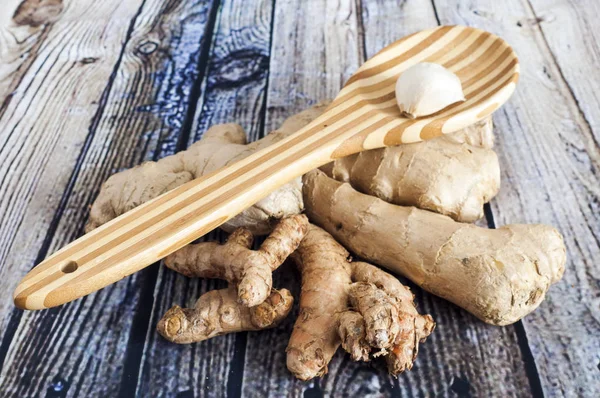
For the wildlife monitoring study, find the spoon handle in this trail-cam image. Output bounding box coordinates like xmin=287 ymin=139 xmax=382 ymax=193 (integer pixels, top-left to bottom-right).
xmin=13 ymin=102 xmax=394 ymax=310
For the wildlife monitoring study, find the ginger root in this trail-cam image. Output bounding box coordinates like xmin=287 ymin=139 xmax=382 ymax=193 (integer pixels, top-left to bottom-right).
xmin=287 ymin=224 xmax=434 ymax=380
xmin=321 ymin=117 xmax=498 ymax=222
xmin=86 ymin=103 xmax=328 ymax=235
xmin=303 ymin=170 xmax=566 ymax=326
xmin=158 ymin=288 xmax=293 ymax=344
xmin=156 ymin=215 xmax=308 ymax=344
xmin=164 ymin=214 xmax=309 ymax=307
xmin=439 ymin=117 xmax=494 ymax=149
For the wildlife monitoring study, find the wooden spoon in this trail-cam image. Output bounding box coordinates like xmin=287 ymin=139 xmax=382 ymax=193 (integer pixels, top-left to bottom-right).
xmin=14 ymin=25 xmax=519 ymax=310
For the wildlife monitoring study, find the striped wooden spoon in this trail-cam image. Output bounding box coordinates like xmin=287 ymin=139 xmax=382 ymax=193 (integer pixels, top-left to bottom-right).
xmin=14 ymin=25 xmax=519 ymax=310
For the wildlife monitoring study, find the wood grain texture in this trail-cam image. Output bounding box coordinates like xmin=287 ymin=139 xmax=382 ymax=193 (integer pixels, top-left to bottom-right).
xmin=0 ymin=0 xmax=62 ymax=111
xmin=0 ymin=0 xmax=218 ymax=396
xmin=528 ymin=0 xmax=600 ymax=145
xmin=191 ymin=0 xmax=273 ymax=142
xmin=0 ymin=0 xmax=143 ymax=341
xmin=432 ymin=0 xmax=600 ymax=396
xmin=135 ymin=0 xmax=274 ymax=396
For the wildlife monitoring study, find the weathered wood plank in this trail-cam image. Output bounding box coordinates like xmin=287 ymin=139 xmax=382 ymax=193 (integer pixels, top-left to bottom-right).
xmin=135 ymin=0 xmax=275 ymax=396
xmin=191 ymin=0 xmax=273 ymax=143
xmin=0 ymin=0 xmax=143 ymax=344
xmin=528 ymin=0 xmax=600 ymax=145
xmin=0 ymin=0 xmax=62 ymax=111
xmin=0 ymin=0 xmax=219 ymax=396
xmin=261 ymin=0 xmax=364 ymax=134
xmin=432 ymin=0 xmax=600 ymax=395
xmin=240 ymin=1 xmax=390 ymax=396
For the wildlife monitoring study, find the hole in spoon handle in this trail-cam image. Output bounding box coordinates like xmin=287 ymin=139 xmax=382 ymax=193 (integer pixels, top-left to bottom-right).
xmin=59 ymin=261 xmax=78 ymax=274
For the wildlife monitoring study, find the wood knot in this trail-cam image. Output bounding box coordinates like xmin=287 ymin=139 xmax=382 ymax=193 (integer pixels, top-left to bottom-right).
xmin=516 ymin=14 xmax=555 ymax=28
xmin=13 ymin=0 xmax=63 ymax=27
xmin=210 ymin=49 xmax=268 ymax=88
xmin=79 ymin=57 xmax=98 ymax=65
xmin=137 ymin=41 xmax=159 ymax=55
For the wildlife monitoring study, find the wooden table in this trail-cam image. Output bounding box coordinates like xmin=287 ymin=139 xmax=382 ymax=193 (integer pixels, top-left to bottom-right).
xmin=0 ymin=0 xmax=598 ymax=396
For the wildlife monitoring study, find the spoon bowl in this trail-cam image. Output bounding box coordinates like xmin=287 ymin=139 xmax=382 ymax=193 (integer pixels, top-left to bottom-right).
xmin=14 ymin=25 xmax=518 ymax=310
xmin=330 ymin=24 xmax=518 ymax=155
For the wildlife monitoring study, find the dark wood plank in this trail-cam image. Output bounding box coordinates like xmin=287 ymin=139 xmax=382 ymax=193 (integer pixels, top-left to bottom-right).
xmin=135 ymin=0 xmax=275 ymax=396
xmin=261 ymin=0 xmax=364 ymax=134
xmin=0 ymin=0 xmax=219 ymax=396
xmin=432 ymin=0 xmax=600 ymax=395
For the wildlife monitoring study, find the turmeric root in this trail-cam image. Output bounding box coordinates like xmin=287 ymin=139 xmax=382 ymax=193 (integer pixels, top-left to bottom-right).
xmin=86 ymin=103 xmax=328 ymax=235
xmin=287 ymin=224 xmax=434 ymax=380
xmin=164 ymin=214 xmax=309 ymax=307
xmin=321 ymin=117 xmax=498 ymax=222
xmin=303 ymin=170 xmax=566 ymax=326
xmin=157 ymin=288 xmax=293 ymax=344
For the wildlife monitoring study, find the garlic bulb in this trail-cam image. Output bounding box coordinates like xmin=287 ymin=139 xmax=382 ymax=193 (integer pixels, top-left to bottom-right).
xmin=395 ymin=62 xmax=465 ymax=119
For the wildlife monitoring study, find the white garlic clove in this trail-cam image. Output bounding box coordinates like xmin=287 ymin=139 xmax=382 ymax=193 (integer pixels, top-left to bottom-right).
xmin=395 ymin=62 xmax=465 ymax=119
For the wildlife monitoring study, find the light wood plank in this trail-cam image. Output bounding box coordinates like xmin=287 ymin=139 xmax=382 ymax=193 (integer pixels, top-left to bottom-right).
xmin=262 ymin=0 xmax=364 ymax=135
xmin=0 ymin=0 xmax=143 ymax=341
xmin=528 ymin=0 xmax=600 ymax=144
xmin=432 ymin=0 xmax=600 ymax=395
xmin=0 ymin=0 xmax=218 ymax=396
xmin=135 ymin=0 xmax=274 ymax=396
